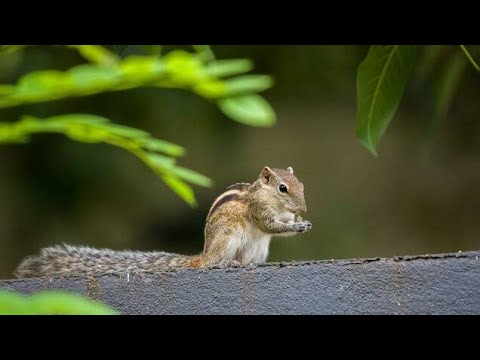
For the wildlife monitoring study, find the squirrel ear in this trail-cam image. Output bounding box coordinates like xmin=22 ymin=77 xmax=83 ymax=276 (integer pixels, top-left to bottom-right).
xmin=287 ymin=166 xmax=294 ymax=174
xmin=260 ymin=166 xmax=273 ymax=183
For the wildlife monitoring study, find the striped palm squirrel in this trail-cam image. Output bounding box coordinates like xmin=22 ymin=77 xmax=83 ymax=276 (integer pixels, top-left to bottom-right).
xmin=14 ymin=166 xmax=312 ymax=278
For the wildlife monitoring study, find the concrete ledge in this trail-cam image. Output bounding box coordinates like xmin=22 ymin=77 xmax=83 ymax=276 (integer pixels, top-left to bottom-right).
xmin=1 ymin=251 xmax=480 ymax=314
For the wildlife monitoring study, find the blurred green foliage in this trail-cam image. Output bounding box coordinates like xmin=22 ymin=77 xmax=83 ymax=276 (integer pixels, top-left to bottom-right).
xmin=356 ymin=45 xmax=479 ymax=155
xmin=0 ymin=290 xmax=118 ymax=315
xmin=0 ymin=113 xmax=211 ymax=205
xmin=0 ymin=45 xmax=276 ymax=205
xmin=356 ymin=46 xmax=416 ymax=156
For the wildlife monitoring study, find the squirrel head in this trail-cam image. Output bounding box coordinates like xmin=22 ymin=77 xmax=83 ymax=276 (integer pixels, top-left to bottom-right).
xmin=257 ymin=166 xmax=307 ymax=214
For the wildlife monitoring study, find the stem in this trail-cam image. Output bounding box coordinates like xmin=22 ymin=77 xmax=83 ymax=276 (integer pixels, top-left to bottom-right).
xmin=460 ymin=45 xmax=480 ymax=72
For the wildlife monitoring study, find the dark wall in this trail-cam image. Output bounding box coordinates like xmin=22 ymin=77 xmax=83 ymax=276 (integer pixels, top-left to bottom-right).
xmin=2 ymin=251 xmax=479 ymax=314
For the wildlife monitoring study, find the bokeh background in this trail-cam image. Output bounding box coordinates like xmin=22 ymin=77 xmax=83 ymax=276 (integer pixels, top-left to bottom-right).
xmin=1 ymin=45 xmax=480 ymax=278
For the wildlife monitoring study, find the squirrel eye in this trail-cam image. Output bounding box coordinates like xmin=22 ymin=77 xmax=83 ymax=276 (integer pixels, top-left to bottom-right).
xmin=279 ymin=184 xmax=288 ymax=193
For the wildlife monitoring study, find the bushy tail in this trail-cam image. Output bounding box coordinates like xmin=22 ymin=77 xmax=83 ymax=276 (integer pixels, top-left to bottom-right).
xmin=14 ymin=254 xmax=47 ymax=278
xmin=14 ymin=244 xmax=100 ymax=278
xmin=14 ymin=244 xmax=203 ymax=278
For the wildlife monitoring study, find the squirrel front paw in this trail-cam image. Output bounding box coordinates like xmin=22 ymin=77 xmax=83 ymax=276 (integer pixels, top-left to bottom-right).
xmin=221 ymin=259 xmax=243 ymax=267
xmin=293 ymin=220 xmax=312 ymax=233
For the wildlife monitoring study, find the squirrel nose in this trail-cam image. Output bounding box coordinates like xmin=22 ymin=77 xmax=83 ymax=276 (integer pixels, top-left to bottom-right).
xmin=299 ymin=205 xmax=307 ymax=213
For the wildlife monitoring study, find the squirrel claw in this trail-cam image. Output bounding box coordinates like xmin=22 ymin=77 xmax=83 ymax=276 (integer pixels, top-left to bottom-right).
xmin=294 ymin=220 xmax=312 ymax=233
xmin=221 ymin=259 xmax=243 ymax=267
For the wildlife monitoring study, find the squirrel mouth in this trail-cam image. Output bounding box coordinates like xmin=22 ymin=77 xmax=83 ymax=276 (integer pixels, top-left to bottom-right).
xmin=284 ymin=206 xmax=296 ymax=213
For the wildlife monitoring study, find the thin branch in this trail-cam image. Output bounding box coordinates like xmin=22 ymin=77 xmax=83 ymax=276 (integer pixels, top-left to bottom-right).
xmin=460 ymin=45 xmax=480 ymax=72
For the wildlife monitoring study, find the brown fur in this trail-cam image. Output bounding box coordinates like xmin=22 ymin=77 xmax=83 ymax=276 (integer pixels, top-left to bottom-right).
xmin=14 ymin=166 xmax=312 ymax=278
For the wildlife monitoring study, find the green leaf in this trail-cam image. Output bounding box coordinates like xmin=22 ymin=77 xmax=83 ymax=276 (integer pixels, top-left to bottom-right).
xmin=46 ymin=114 xmax=110 ymax=125
xmin=68 ymin=45 xmax=119 ymax=66
xmin=98 ymin=123 xmax=150 ymax=139
xmin=162 ymin=175 xmax=197 ymax=207
xmin=18 ymin=116 xmax=67 ymax=133
xmin=427 ymin=53 xmax=467 ymax=136
xmin=138 ymin=138 xmax=185 ymax=157
xmin=169 ymin=166 xmax=213 ymax=187
xmin=204 ymin=59 xmax=253 ymax=77
xmin=68 ymin=65 xmax=121 ymax=89
xmin=163 ymin=50 xmax=203 ymax=85
xmin=15 ymin=71 xmax=72 ymax=100
xmin=193 ymin=45 xmax=216 ymax=62
xmin=0 ymin=122 xmax=30 ymax=143
xmin=218 ymin=94 xmax=276 ymax=127
xmin=46 ymin=116 xmax=147 ymax=146
xmin=20 ymin=114 xmax=111 ymax=136
xmin=356 ymin=45 xmax=416 ymax=156
xmin=0 ymin=85 xmax=14 ymax=95
xmin=65 ymin=124 xmax=111 ymax=143
xmin=193 ymin=79 xmax=226 ymax=98
xmin=120 ymin=56 xmax=165 ymax=82
xmin=146 ymin=153 xmax=177 ymax=170
xmin=17 ymin=71 xmax=69 ymax=89
xmin=223 ymin=75 xmax=273 ymax=95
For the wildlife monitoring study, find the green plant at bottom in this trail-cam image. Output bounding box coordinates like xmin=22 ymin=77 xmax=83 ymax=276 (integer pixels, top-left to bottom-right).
xmin=0 ymin=289 xmax=119 ymax=315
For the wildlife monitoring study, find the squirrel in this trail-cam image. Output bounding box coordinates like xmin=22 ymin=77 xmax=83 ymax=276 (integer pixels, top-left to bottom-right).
xmin=14 ymin=166 xmax=312 ymax=278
